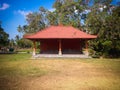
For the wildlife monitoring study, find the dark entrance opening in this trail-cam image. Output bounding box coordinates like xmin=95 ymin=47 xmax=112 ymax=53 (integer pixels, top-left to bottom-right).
xmin=62 ymin=39 xmax=83 ymax=54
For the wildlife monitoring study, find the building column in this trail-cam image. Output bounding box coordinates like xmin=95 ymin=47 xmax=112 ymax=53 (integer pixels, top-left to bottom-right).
xmin=33 ymin=40 xmax=36 ymax=56
xmin=59 ymin=39 xmax=62 ymax=55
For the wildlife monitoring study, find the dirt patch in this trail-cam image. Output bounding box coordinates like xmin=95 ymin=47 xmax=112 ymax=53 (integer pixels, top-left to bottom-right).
xmin=16 ymin=60 xmax=119 ymax=90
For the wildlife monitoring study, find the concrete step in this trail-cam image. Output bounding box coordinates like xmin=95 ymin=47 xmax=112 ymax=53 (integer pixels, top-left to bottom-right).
xmin=32 ymin=54 xmax=91 ymax=59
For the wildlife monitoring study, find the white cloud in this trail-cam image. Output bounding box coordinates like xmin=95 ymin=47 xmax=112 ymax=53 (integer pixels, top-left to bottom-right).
xmin=0 ymin=3 xmax=10 ymax=10
xmin=15 ymin=10 xmax=32 ymax=18
xmin=49 ymin=8 xmax=55 ymax=12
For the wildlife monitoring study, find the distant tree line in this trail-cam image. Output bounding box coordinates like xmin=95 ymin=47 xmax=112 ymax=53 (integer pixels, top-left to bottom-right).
xmin=17 ymin=0 xmax=120 ymax=58
xmin=0 ymin=22 xmax=32 ymax=51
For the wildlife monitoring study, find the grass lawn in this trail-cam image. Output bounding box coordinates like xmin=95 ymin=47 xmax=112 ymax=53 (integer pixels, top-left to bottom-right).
xmin=0 ymin=54 xmax=120 ymax=90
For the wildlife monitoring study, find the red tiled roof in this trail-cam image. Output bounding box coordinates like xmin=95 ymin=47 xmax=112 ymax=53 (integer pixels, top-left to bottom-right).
xmin=24 ymin=25 xmax=97 ymax=39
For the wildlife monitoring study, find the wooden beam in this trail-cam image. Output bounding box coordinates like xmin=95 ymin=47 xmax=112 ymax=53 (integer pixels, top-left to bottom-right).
xmin=59 ymin=39 xmax=62 ymax=55
xmin=33 ymin=40 xmax=36 ymax=56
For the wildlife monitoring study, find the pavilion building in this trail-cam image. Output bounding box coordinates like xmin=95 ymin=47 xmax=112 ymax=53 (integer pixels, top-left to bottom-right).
xmin=24 ymin=25 xmax=97 ymax=56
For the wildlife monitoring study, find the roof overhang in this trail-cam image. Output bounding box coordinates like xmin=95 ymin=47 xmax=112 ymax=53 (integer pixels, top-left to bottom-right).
xmin=24 ymin=25 xmax=97 ymax=40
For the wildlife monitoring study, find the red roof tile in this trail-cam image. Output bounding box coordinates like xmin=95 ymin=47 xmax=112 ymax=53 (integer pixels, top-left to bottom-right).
xmin=24 ymin=25 xmax=97 ymax=39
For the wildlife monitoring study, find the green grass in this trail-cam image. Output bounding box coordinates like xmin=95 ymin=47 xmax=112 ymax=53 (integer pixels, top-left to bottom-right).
xmin=0 ymin=54 xmax=120 ymax=90
xmin=0 ymin=53 xmax=48 ymax=76
xmin=0 ymin=53 xmax=31 ymax=61
xmin=0 ymin=54 xmax=49 ymax=90
xmin=16 ymin=48 xmax=40 ymax=53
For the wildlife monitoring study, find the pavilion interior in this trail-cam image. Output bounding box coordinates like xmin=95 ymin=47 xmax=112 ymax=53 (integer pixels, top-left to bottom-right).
xmin=39 ymin=39 xmax=85 ymax=54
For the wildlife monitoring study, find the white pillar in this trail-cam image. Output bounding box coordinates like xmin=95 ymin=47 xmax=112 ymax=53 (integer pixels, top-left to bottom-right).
xmin=59 ymin=39 xmax=62 ymax=55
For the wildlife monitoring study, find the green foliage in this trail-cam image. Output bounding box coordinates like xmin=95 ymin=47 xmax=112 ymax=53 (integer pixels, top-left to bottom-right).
xmin=26 ymin=12 xmax=46 ymax=33
xmin=18 ymin=8 xmax=47 ymax=34
xmin=9 ymin=39 xmax=16 ymax=48
xmin=102 ymin=40 xmax=112 ymax=57
xmin=46 ymin=11 xmax=58 ymax=25
xmin=86 ymin=6 xmax=120 ymax=58
xmin=16 ymin=25 xmax=33 ymax=48
xmin=53 ymin=0 xmax=84 ymax=28
xmin=0 ymin=22 xmax=9 ymax=47
xmin=16 ymin=38 xmax=32 ymax=48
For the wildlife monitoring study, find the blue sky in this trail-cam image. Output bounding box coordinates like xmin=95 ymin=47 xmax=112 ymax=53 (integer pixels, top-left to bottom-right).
xmin=0 ymin=0 xmax=119 ymax=39
xmin=0 ymin=0 xmax=55 ymax=39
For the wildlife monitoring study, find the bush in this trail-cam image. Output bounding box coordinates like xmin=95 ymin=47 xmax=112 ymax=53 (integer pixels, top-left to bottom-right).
xmin=89 ymin=49 xmax=101 ymax=58
xmin=9 ymin=48 xmax=14 ymax=52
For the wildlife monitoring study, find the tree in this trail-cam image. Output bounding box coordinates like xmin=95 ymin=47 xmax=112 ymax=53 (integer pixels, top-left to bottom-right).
xmin=19 ymin=1 xmax=87 ymax=34
xmin=102 ymin=6 xmax=120 ymax=57
xmin=0 ymin=22 xmax=9 ymax=47
xmin=16 ymin=38 xmax=32 ymax=48
xmin=46 ymin=11 xmax=58 ymax=25
xmin=15 ymin=34 xmax=32 ymax=49
xmin=24 ymin=7 xmax=49 ymax=33
xmin=26 ymin=13 xmax=45 ymax=33
xmin=18 ymin=7 xmax=48 ymax=34
xmin=86 ymin=4 xmax=120 ymax=57
xmin=16 ymin=25 xmax=33 ymax=48
xmin=9 ymin=39 xmax=15 ymax=48
xmin=53 ymin=0 xmax=84 ymax=28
